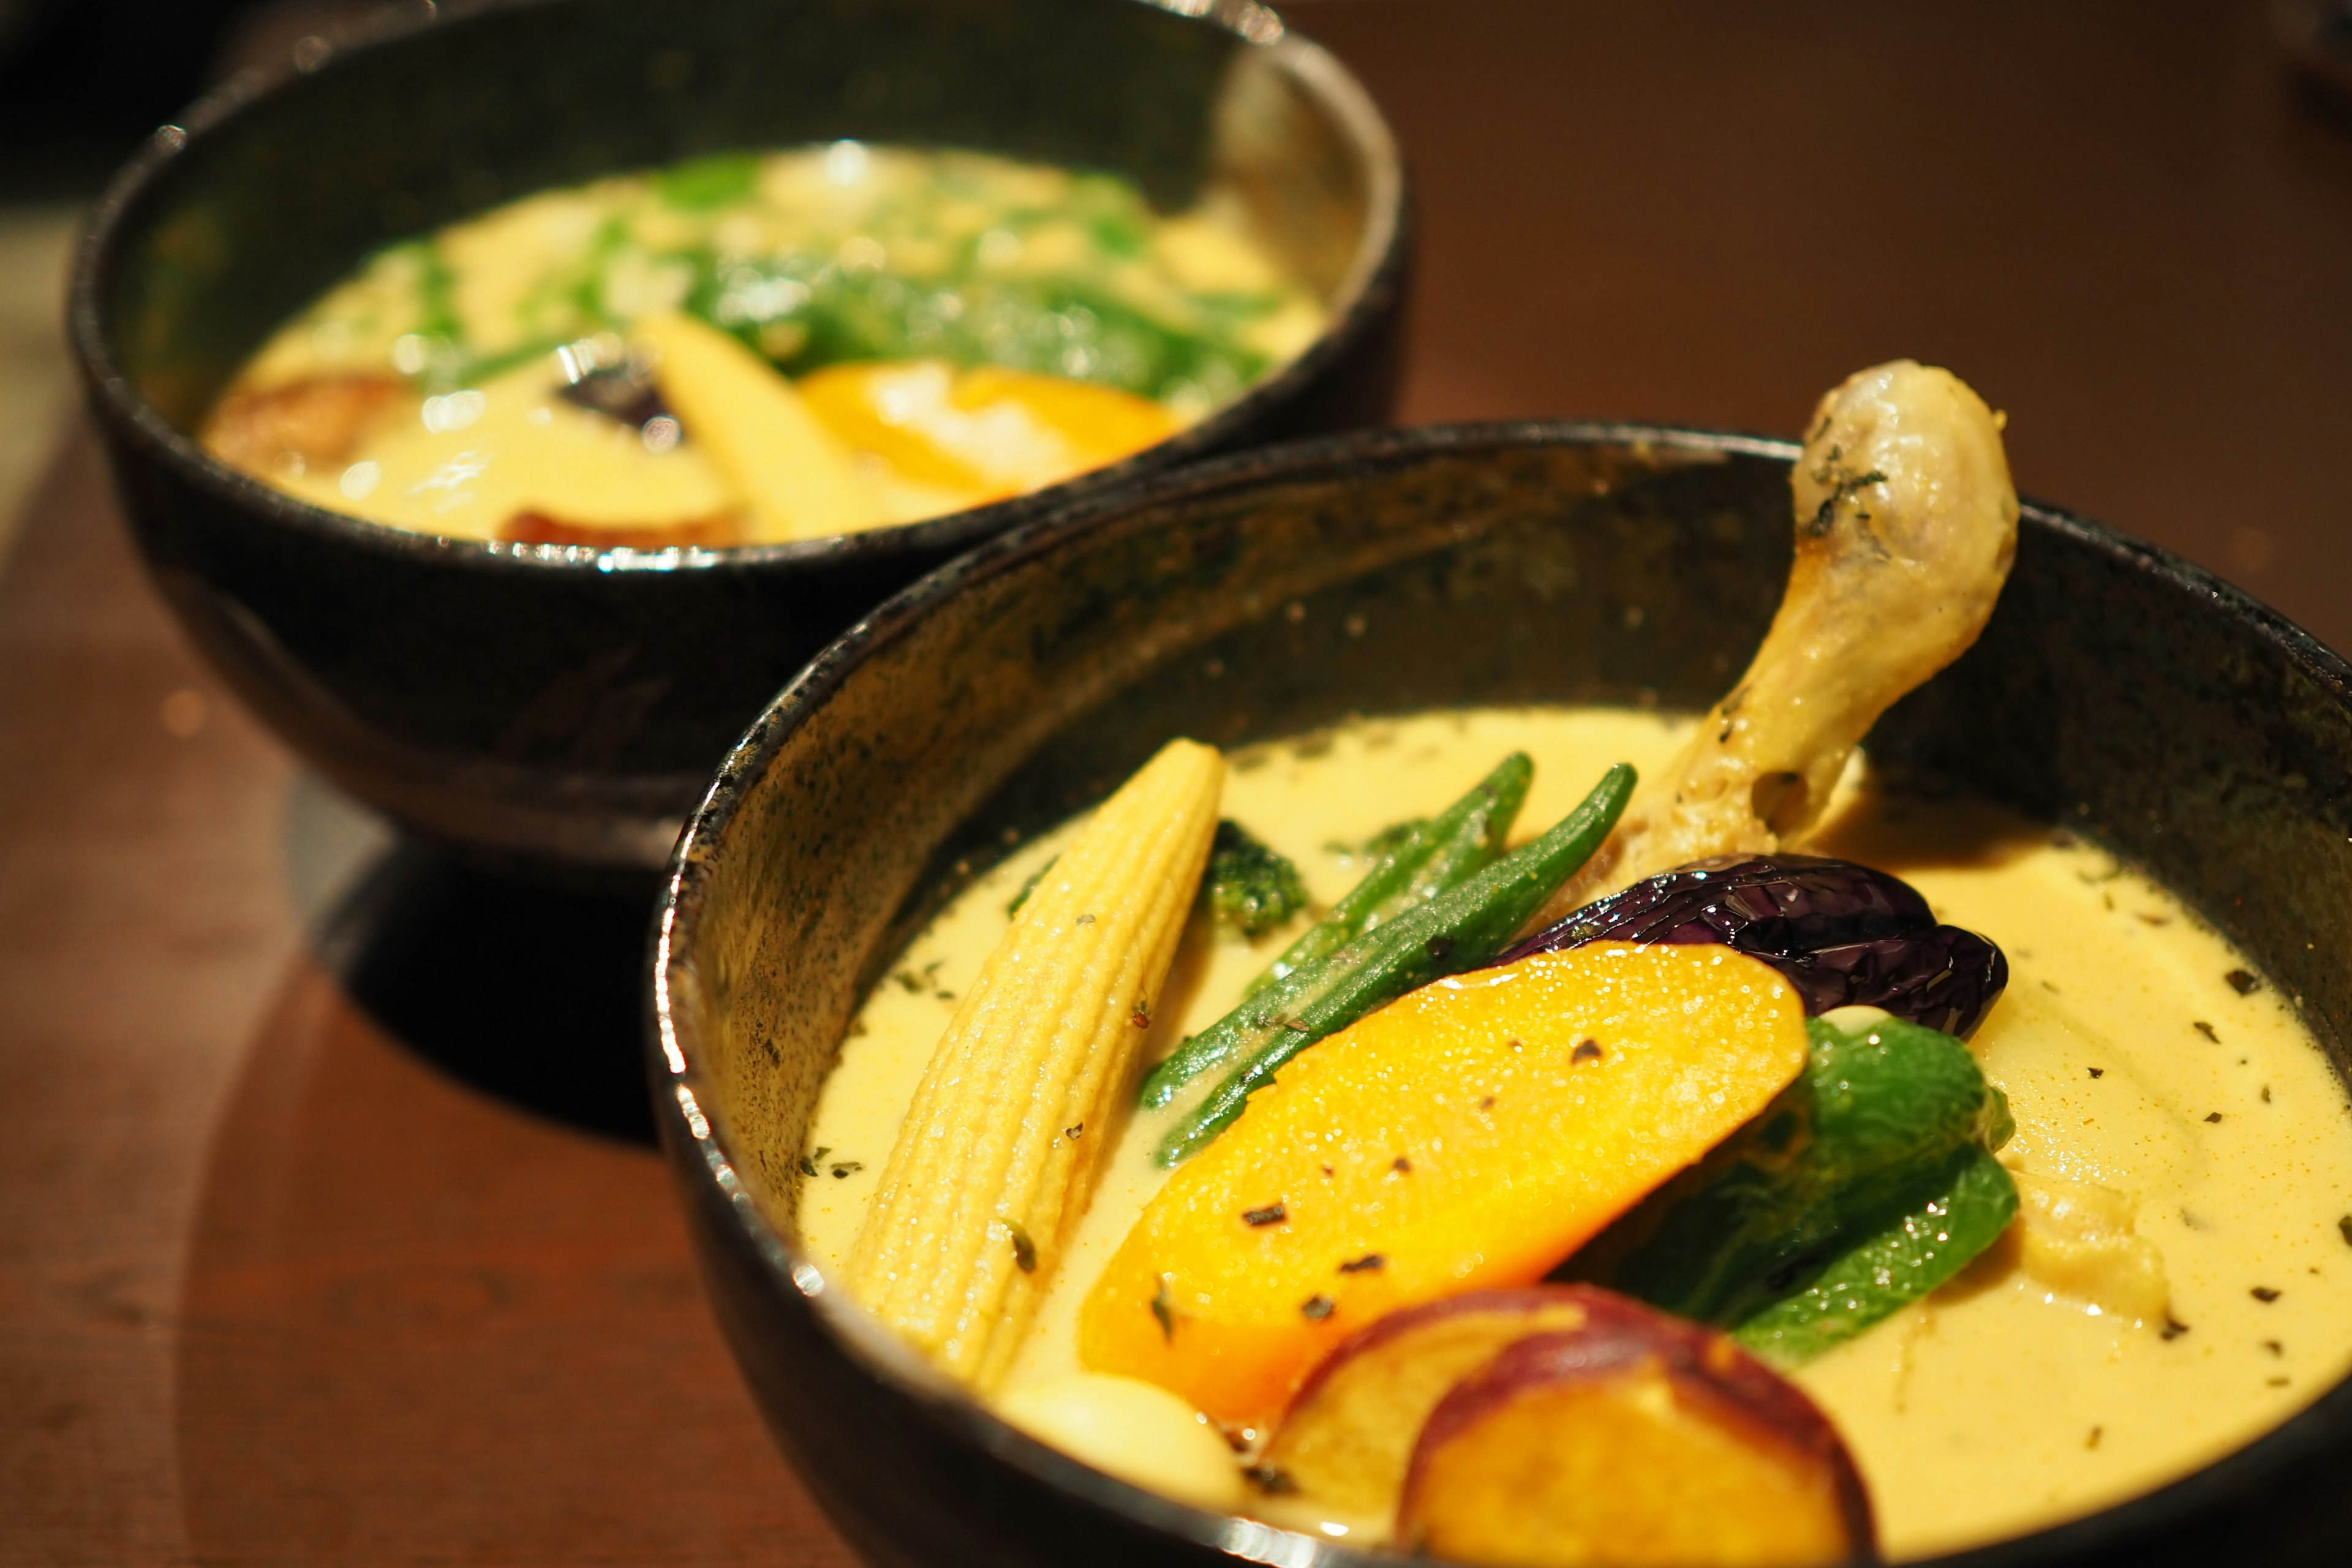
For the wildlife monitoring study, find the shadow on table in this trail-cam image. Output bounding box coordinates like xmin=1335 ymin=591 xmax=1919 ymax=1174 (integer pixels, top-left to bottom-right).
xmin=170 ymin=957 xmax=850 ymax=1566
xmin=314 ymin=841 xmax=663 ymax=1145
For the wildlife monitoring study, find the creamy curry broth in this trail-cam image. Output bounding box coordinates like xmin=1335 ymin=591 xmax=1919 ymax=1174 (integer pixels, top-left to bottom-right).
xmin=799 ymin=707 xmax=2352 ymax=1560
xmin=205 ymin=145 xmax=1326 ymax=545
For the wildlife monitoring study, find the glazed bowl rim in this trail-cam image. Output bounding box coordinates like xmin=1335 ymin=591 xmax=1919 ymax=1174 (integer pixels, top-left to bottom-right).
xmin=66 ymin=0 xmax=1407 ymax=579
xmin=649 ymin=417 xmax=2352 ymax=1568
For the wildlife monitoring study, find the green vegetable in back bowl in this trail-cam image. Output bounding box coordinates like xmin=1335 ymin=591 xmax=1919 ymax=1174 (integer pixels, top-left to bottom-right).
xmin=202 ymin=145 xmax=1328 ymax=548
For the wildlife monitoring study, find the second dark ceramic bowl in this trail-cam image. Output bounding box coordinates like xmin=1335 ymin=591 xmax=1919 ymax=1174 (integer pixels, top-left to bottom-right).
xmin=651 ymin=423 xmax=2352 ymax=1568
xmin=70 ymin=0 xmax=1406 ymax=881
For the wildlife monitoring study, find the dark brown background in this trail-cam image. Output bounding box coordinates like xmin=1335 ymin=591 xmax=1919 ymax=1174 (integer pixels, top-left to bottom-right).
xmin=5 ymin=2 xmax=2350 ymax=1563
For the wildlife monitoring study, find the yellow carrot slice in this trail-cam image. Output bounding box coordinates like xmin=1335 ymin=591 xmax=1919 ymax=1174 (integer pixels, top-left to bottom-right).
xmin=1079 ymin=944 xmax=1811 ymax=1427
xmin=633 ymin=310 xmax=883 ymax=541
xmin=846 ymin=739 xmax=1225 ymax=1389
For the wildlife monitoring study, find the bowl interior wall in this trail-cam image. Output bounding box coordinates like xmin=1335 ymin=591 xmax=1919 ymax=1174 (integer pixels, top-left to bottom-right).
xmin=1210 ymin=45 xmax=1378 ymax=301
xmin=100 ymin=0 xmax=1376 ymax=431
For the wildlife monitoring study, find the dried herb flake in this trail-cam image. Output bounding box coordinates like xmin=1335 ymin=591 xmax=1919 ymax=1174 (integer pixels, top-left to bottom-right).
xmin=1006 ymin=860 xmax=1055 ymax=916
xmin=1243 ymin=1465 xmax=1298 ymax=1495
xmin=892 ymin=961 xmax=945 ymax=995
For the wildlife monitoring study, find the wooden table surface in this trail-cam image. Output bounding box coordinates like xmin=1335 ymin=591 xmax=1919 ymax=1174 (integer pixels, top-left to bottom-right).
xmin=6 ymin=2 xmax=2350 ymax=1562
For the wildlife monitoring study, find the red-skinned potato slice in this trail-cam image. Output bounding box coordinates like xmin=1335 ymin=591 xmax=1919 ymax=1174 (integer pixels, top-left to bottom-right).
xmin=1397 ymin=1301 xmax=1875 ymax=1568
xmin=1257 ymin=1287 xmax=1600 ymax=1520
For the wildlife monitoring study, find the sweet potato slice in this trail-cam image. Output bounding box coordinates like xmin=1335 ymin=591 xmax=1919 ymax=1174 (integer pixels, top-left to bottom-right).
xmin=1257 ymin=1287 xmax=1600 ymax=1520
xmin=1079 ymin=945 xmax=1809 ymax=1427
xmin=1398 ymin=1302 xmax=1874 ymax=1568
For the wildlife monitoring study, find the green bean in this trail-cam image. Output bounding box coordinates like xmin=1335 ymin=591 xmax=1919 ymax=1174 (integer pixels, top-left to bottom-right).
xmin=1242 ymin=753 xmax=1533 ymax=1000
xmin=1148 ymin=764 xmax=1635 ymax=1167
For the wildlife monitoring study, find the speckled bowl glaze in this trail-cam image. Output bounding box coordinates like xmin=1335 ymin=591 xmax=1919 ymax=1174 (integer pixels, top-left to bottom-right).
xmin=651 ymin=423 xmax=2352 ymax=1568
xmin=69 ymin=0 xmax=1406 ymax=882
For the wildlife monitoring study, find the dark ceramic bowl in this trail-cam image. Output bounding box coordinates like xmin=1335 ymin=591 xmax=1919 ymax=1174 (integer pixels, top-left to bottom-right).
xmin=650 ymin=423 xmax=2352 ymax=1568
xmin=69 ymin=0 xmax=1406 ymax=882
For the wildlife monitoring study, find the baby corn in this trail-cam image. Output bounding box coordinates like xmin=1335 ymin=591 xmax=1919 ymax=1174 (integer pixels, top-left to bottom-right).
xmin=844 ymin=738 xmax=1224 ymax=1388
xmin=635 ymin=310 xmax=883 ymax=540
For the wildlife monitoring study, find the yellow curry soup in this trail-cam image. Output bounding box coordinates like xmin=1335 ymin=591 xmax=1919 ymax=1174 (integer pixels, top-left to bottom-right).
xmin=204 ymin=145 xmax=1326 ymax=546
xmin=800 ymin=708 xmax=2352 ymax=1562
xmin=784 ymin=359 xmax=2349 ymax=1566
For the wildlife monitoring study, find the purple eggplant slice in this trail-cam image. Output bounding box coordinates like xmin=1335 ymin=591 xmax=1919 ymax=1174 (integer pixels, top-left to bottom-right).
xmin=1498 ymin=853 xmax=2007 ymax=1039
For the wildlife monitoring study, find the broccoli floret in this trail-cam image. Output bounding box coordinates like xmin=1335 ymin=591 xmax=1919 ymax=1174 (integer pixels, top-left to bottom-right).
xmin=1206 ymin=820 xmax=1308 ymax=939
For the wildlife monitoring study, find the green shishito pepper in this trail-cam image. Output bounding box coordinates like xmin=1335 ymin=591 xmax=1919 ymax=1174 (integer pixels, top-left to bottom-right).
xmin=1142 ymin=763 xmax=1636 ymax=1168
xmin=1733 ymin=1145 xmax=2016 ymax=1365
xmin=1242 ymin=753 xmax=1534 ymax=1000
xmin=1590 ymin=1010 xmax=2018 ymax=1365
